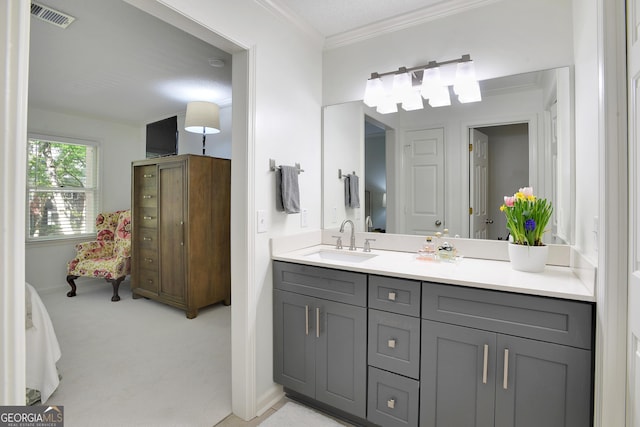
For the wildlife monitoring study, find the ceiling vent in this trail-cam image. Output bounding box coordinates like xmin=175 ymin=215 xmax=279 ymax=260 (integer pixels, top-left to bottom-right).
xmin=31 ymin=2 xmax=76 ymax=29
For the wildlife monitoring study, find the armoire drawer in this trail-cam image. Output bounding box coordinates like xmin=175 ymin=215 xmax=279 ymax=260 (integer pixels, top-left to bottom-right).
xmin=368 ymin=309 xmax=420 ymax=379
xmin=368 ymin=366 xmax=419 ymax=427
xmin=369 ymin=275 xmax=421 ymax=317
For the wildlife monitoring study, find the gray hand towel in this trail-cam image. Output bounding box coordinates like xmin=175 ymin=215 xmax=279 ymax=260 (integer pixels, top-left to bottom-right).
xmin=279 ymin=165 xmax=301 ymax=214
xmin=349 ymin=174 xmax=360 ymax=208
xmin=344 ymin=175 xmax=350 ymax=207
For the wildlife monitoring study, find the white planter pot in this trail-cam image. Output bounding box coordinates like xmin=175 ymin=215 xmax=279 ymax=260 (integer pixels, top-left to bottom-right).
xmin=507 ymin=244 xmax=548 ymax=273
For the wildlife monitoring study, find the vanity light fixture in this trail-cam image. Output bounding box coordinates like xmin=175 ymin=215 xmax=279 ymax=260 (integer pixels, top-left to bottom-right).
xmin=363 ymin=54 xmax=481 ymax=114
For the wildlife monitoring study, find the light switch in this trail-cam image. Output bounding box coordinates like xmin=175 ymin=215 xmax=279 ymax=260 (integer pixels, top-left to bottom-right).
xmin=257 ymin=210 xmax=267 ymax=233
xmin=300 ymin=208 xmax=308 ymax=228
xmin=332 ymin=207 xmax=337 ymax=223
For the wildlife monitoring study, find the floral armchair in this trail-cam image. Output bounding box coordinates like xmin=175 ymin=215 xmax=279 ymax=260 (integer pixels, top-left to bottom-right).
xmin=66 ymin=210 xmax=131 ymax=301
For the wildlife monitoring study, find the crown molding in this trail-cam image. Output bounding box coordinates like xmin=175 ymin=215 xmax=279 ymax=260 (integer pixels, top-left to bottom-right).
xmin=254 ymin=0 xmax=325 ymax=49
xmin=324 ymin=0 xmax=501 ymax=50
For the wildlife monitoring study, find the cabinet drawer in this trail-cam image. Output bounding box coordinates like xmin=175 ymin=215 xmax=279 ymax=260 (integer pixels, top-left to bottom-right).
xmin=369 ymin=275 xmax=420 ymax=316
xmin=369 ymin=310 xmax=420 ymax=379
xmin=422 ymin=283 xmax=594 ymax=349
xmin=138 ymin=248 xmax=158 ymax=268
xmin=136 ymin=207 xmax=158 ymax=229
xmin=136 ymin=227 xmax=158 ymax=249
xmin=368 ymin=366 xmax=419 ymax=427
xmin=273 ymin=261 xmax=366 ymax=307
xmin=135 ymin=268 xmax=159 ymax=292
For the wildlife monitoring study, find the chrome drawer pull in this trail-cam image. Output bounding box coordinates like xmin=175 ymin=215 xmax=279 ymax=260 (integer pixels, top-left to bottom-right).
xmin=388 ymin=291 xmax=396 ymax=301
xmin=144 ymin=258 xmax=153 ymax=263
xmin=147 ymin=279 xmax=153 ymax=284
xmin=143 ymin=216 xmax=154 ymax=220
xmin=483 ymin=344 xmax=488 ymax=384
xmin=388 ymin=339 xmax=396 ymax=349
xmin=503 ymin=349 xmax=509 ymax=390
xmin=143 ymin=174 xmax=154 ymax=178
xmin=316 ymin=308 xmax=320 ymax=338
xmin=387 ymin=398 xmax=395 ymax=409
xmin=305 ymin=305 xmax=309 ymax=336
xmin=143 ymin=237 xmax=152 ymax=241
xmin=143 ymin=195 xmax=153 ymax=199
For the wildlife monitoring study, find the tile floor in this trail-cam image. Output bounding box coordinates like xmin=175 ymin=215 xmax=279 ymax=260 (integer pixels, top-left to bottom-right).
xmin=214 ymin=397 xmax=355 ymax=427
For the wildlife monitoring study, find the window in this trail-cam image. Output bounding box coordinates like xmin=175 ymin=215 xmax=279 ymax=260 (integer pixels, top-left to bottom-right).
xmin=27 ymin=135 xmax=100 ymax=241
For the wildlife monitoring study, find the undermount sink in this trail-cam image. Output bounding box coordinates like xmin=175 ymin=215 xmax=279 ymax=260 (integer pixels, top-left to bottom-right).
xmin=304 ymin=249 xmax=377 ymax=263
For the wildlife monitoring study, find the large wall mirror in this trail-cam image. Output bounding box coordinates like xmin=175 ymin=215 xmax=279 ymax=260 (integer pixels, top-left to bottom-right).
xmin=322 ymin=66 xmax=574 ymax=244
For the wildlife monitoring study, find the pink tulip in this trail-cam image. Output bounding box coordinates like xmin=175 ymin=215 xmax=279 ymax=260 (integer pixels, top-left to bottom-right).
xmin=504 ymin=196 xmax=515 ymax=207
xmin=519 ymin=186 xmax=534 ymax=198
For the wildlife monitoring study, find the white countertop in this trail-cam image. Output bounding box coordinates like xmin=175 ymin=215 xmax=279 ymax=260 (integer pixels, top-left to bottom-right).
xmin=272 ymin=244 xmax=595 ymax=302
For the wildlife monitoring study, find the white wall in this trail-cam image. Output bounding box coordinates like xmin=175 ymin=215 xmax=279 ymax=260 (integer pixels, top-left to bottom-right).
xmin=25 ymin=107 xmax=142 ymax=292
xmin=322 ymin=0 xmax=574 ymax=106
xmin=572 ymin=0 xmax=599 ymax=263
xmin=156 ymin=0 xmax=324 ymax=413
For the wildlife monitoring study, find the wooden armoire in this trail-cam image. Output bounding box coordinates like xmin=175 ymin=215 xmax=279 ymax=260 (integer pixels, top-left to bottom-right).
xmin=131 ymin=154 xmax=230 ymax=318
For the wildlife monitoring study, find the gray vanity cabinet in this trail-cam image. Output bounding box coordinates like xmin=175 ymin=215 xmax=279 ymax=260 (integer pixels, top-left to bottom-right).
xmin=273 ymin=261 xmax=367 ymax=418
xmin=420 ymin=282 xmax=594 ymax=427
xmin=420 ymin=320 xmax=497 ymax=427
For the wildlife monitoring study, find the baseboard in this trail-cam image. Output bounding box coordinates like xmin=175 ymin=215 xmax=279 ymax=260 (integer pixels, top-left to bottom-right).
xmin=256 ymin=384 xmax=284 ymax=417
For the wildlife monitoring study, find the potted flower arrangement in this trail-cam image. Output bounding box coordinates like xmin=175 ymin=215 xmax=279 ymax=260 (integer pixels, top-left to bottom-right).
xmin=500 ymin=187 xmax=553 ymax=272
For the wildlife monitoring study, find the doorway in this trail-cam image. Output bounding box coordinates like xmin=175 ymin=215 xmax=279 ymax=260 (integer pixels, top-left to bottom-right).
xmin=469 ymin=123 xmax=529 ymax=240
xmin=364 ymin=119 xmax=387 ymax=232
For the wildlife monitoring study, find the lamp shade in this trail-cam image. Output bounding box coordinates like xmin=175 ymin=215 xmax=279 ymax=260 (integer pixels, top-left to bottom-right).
xmin=185 ymin=101 xmax=220 ymax=134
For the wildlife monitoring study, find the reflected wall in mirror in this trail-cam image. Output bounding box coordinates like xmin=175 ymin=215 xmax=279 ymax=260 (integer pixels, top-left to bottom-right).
xmin=322 ymin=67 xmax=574 ymax=244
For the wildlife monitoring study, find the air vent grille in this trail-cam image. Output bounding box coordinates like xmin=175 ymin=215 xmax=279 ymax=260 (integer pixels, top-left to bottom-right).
xmin=31 ymin=2 xmax=76 ymax=29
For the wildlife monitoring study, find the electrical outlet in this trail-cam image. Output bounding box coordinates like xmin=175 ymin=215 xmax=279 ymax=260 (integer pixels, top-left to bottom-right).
xmin=257 ymin=210 xmax=267 ymax=233
xmin=301 ymin=208 xmax=308 ymax=228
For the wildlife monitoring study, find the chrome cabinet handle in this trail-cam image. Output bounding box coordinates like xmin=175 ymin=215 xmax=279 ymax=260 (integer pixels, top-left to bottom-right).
xmin=144 ymin=258 xmax=153 ymax=263
xmin=305 ymin=305 xmax=309 ymax=336
xmin=143 ymin=236 xmax=151 ymax=241
xmin=485 ymin=218 xmax=494 ymax=224
xmin=388 ymin=338 xmax=396 ymax=349
xmin=147 ymin=279 xmax=153 ymax=284
xmin=143 ymin=195 xmax=153 ymax=199
xmin=503 ymin=349 xmax=509 ymax=389
xmin=143 ymin=216 xmax=153 ymax=220
xmin=387 ymin=398 xmax=395 ymax=409
xmin=388 ymin=291 xmax=396 ymax=301
xmin=143 ymin=174 xmax=154 ymax=178
xmin=435 ymin=220 xmax=442 ymax=226
xmin=483 ymin=344 xmax=488 ymax=384
xmin=316 ymin=308 xmax=320 ymax=338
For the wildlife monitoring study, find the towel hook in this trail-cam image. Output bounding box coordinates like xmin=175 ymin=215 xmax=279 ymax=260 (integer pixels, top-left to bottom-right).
xmin=338 ymin=169 xmax=357 ymax=179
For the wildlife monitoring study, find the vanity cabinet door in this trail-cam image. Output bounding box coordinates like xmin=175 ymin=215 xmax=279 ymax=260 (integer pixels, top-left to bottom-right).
xmin=315 ymin=298 xmax=367 ymax=418
xmin=420 ymin=320 xmax=496 ymax=427
xmin=495 ymin=334 xmax=592 ymax=427
xmin=273 ymin=290 xmax=316 ymax=398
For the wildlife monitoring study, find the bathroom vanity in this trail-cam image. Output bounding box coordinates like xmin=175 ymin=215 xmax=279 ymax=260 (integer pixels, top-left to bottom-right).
xmin=272 ymin=243 xmax=594 ymax=427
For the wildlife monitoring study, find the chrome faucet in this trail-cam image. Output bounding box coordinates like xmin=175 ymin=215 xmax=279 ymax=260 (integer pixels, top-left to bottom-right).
xmin=339 ymin=219 xmax=357 ymax=251
xmin=365 ymin=216 xmax=373 ymax=232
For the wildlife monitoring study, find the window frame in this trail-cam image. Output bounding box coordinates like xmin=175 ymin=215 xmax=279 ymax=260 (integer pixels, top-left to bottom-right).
xmin=26 ymin=133 xmax=102 ymax=243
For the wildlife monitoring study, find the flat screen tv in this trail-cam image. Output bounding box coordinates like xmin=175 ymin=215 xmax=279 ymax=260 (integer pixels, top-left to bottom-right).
xmin=146 ymin=116 xmax=177 ymax=157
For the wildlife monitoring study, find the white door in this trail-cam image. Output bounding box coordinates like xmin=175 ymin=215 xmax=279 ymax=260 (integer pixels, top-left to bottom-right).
xmin=629 ymin=1 xmax=640 ymax=425
xmin=469 ymin=129 xmax=489 ymax=239
xmin=403 ymin=128 xmax=444 ymax=235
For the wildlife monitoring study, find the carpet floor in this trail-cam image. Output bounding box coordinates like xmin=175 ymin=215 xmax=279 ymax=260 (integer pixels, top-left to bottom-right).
xmin=39 ymin=279 xmax=232 ymax=427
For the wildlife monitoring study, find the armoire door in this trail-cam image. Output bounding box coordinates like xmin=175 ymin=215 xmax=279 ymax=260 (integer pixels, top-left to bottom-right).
xmin=158 ymin=161 xmax=186 ymax=303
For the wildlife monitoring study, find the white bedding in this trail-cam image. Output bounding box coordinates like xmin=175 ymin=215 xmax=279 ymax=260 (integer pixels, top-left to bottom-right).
xmin=25 ymin=283 xmax=61 ymax=403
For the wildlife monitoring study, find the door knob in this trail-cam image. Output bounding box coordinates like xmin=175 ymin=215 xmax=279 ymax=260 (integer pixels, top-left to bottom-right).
xmin=435 ymin=220 xmax=442 ymax=226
